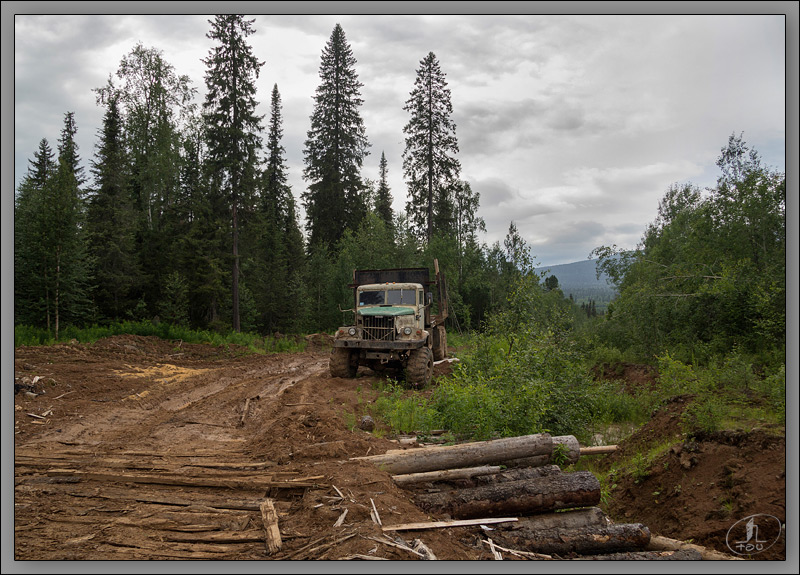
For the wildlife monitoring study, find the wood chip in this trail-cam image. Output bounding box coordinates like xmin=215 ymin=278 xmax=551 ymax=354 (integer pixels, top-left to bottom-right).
xmin=333 ymin=508 xmax=348 ymax=528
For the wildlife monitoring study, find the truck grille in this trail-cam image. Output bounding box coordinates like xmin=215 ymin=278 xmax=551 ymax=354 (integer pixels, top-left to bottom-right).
xmin=362 ymin=316 xmax=395 ymax=341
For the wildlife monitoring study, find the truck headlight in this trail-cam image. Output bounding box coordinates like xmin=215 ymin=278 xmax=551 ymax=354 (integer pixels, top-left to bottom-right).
xmin=403 ymin=327 xmax=412 ymax=335
xmin=348 ymin=327 xmax=357 ymax=336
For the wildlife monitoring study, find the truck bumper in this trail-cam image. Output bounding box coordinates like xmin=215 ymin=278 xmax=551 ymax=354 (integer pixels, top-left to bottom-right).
xmin=333 ymin=339 xmax=424 ymax=350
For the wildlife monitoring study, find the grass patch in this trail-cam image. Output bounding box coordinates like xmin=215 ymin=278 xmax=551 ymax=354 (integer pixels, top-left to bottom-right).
xmin=14 ymin=321 xmax=307 ymax=355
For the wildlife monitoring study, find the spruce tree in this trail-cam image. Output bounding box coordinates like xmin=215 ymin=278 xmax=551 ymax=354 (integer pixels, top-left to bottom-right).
xmin=202 ymin=14 xmax=265 ymax=332
xmin=252 ymin=84 xmax=305 ymax=333
xmin=86 ymin=95 xmax=141 ymax=320
xmin=402 ymin=52 xmax=461 ymax=243
xmin=302 ymin=23 xmax=370 ymax=251
xmin=14 ymin=139 xmax=57 ymax=326
xmin=374 ymin=151 xmax=394 ymax=232
xmin=15 ymin=116 xmax=95 ymax=336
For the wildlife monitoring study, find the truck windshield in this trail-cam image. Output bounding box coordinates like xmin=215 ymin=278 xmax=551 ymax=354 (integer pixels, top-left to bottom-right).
xmin=359 ymin=290 xmax=384 ymax=306
xmin=387 ymin=289 xmax=414 ymax=305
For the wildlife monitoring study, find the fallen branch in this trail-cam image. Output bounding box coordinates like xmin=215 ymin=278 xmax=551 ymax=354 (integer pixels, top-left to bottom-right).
xmin=339 ymin=554 xmax=389 ymax=560
xmin=362 ymin=535 xmax=424 ymax=558
xmin=284 ymin=532 xmax=357 ymax=560
xmin=480 ymin=539 xmax=553 ymax=560
xmin=484 ymin=537 xmax=503 ymax=560
xmin=382 ymin=517 xmax=518 ymax=532
xmin=370 ymin=498 xmax=382 ymax=526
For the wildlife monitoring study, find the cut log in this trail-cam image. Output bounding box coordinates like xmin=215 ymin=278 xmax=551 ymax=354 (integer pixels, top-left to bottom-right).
xmin=391 ymin=465 xmax=502 ymax=486
xmin=495 ymin=523 xmax=651 ymax=556
xmin=473 ymin=465 xmax=562 ymax=485
xmin=260 ymin=499 xmax=282 ymax=555
xmin=503 ymin=435 xmax=580 ymax=468
xmin=353 ymin=433 xmax=554 ymax=475
xmin=647 ymin=534 xmax=744 ymax=560
xmin=413 ymin=471 xmax=601 ymax=519
xmin=499 ymin=507 xmax=610 ymax=532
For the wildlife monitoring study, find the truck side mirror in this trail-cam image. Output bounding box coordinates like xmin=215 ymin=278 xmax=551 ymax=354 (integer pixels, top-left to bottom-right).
xmin=426 ymin=292 xmax=433 ymax=306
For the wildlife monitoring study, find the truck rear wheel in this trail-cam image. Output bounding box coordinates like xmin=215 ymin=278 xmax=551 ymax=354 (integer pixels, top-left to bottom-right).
xmin=330 ymin=348 xmax=357 ymax=378
xmin=406 ymin=347 xmax=433 ymax=388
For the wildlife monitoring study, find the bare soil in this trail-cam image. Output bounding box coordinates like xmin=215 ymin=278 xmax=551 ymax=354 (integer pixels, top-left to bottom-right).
xmin=12 ymin=335 xmax=787 ymax=563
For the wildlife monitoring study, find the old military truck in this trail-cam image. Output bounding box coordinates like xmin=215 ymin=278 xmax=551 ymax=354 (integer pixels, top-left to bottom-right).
xmin=330 ymin=260 xmax=448 ymax=387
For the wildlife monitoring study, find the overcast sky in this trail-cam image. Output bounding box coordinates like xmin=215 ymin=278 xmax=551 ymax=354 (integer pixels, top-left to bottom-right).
xmin=10 ymin=6 xmax=789 ymax=268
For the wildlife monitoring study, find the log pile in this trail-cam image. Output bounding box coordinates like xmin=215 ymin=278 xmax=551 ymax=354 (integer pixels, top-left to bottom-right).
xmin=356 ymin=432 xmax=739 ymax=560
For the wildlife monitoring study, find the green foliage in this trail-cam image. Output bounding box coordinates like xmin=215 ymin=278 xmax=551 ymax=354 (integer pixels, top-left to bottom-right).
xmin=591 ymin=136 xmax=785 ymax=368
xmin=14 ymin=320 xmax=306 ymax=355
xmin=370 ymin=380 xmax=437 ymax=435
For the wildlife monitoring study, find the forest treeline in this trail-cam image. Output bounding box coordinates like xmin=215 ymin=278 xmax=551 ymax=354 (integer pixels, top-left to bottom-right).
xmin=15 ymin=16 xmax=786 ymax=383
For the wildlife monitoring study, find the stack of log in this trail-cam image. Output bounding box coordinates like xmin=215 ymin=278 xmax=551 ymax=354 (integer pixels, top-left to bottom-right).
xmin=355 ymin=432 xmax=736 ymax=560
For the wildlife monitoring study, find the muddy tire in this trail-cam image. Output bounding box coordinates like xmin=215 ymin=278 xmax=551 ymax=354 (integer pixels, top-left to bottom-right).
xmin=432 ymin=325 xmax=448 ymax=361
xmin=406 ymin=346 xmax=434 ymax=388
xmin=330 ymin=347 xmax=357 ymax=378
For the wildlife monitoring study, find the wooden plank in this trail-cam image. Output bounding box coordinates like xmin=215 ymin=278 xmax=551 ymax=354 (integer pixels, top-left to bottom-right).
xmin=44 ymin=468 xmax=322 ymax=489
xmin=382 ymin=517 xmax=518 ymax=532
xmin=259 ymin=499 xmax=282 ymax=555
xmin=163 ymin=530 xmax=266 ymax=544
xmin=580 ymin=445 xmax=618 ymax=455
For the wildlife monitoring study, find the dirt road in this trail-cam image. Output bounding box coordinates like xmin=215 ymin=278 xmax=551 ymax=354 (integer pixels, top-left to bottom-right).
xmin=13 ymin=335 xmax=484 ymax=561
xmin=12 ymin=334 xmax=787 ymax=562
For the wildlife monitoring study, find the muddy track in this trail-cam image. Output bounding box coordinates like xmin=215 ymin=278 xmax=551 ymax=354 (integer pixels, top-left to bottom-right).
xmin=14 ymin=340 xmax=338 ymax=560
xmin=14 ymin=336 xmax=482 ymax=561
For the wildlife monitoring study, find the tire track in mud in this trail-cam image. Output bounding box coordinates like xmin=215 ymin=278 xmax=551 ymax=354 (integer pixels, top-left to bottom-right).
xmin=14 ymin=351 xmax=334 ymax=561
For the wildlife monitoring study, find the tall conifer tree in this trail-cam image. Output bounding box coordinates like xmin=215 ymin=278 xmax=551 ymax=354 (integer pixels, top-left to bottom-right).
xmin=94 ymin=43 xmax=195 ymax=317
xmin=302 ymin=23 xmax=370 ymax=251
xmin=374 ymin=151 xmax=394 ymax=232
xmin=402 ymin=52 xmax=461 ymax=243
xmin=252 ymin=84 xmax=305 ymax=332
xmin=86 ymin=95 xmax=141 ymax=320
xmin=14 ymin=139 xmax=58 ymax=326
xmin=202 ymin=14 xmax=264 ymax=332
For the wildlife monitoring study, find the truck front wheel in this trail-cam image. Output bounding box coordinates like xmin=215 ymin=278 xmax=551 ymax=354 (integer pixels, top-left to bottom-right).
xmin=330 ymin=348 xmax=357 ymax=378
xmin=406 ymin=347 xmax=433 ymax=388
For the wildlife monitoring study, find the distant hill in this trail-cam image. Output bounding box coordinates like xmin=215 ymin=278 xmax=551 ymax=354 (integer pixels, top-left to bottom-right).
xmin=536 ymin=259 xmax=617 ymax=308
